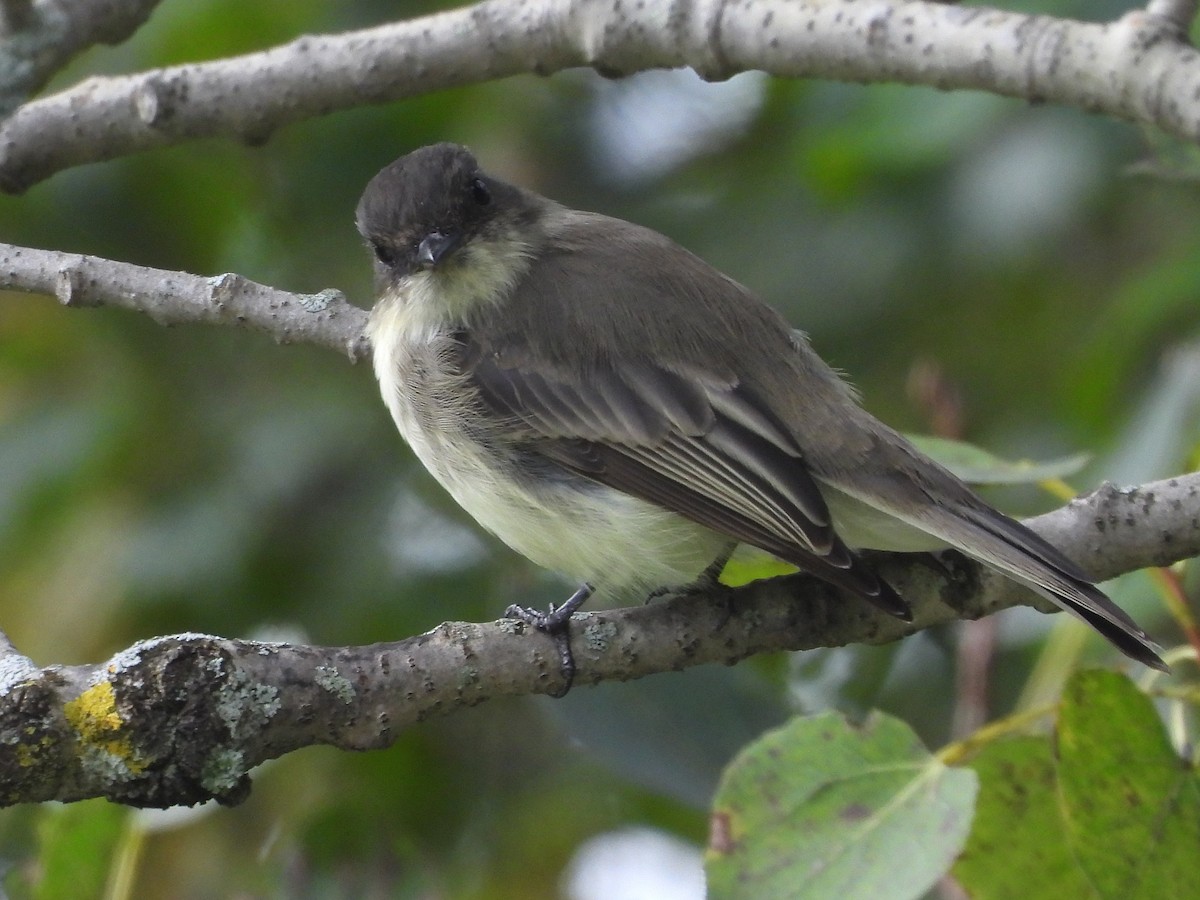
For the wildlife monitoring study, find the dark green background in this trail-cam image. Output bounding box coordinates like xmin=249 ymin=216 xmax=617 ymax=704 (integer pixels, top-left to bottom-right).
xmin=1 ymin=1 xmax=1197 ymax=896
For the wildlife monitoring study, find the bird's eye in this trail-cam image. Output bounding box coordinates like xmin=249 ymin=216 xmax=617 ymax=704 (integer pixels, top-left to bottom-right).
xmin=373 ymin=242 xmax=396 ymax=266
xmin=470 ymin=177 xmax=491 ymax=206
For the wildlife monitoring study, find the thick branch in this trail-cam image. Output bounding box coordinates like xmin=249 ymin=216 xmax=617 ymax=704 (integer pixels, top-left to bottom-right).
xmin=2 ymin=472 xmax=1196 ymax=808
xmin=0 ymin=0 xmax=163 ymax=117
xmin=0 ymin=243 xmax=370 ymax=360
xmin=1 ymin=0 xmax=1200 ymax=192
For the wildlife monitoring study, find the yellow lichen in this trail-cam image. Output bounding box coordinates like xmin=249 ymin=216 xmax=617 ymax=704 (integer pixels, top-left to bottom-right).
xmin=63 ymin=682 xmax=147 ymax=773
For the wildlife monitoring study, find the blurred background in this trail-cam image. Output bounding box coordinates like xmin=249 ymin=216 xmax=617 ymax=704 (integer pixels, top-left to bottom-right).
xmin=1 ymin=0 xmax=1199 ymax=896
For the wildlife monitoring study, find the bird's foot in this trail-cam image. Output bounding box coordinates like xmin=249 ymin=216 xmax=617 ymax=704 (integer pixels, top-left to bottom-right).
xmin=911 ymin=549 xmax=959 ymax=581
xmin=505 ymin=582 xmax=594 ymax=697
xmin=645 ymin=546 xmax=735 ymax=604
xmin=644 ymin=548 xmax=738 ymax=629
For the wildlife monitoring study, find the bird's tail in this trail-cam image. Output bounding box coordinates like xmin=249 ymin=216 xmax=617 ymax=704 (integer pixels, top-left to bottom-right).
xmin=828 ymin=477 xmax=1166 ymax=671
xmin=947 ymin=503 xmax=1167 ymax=671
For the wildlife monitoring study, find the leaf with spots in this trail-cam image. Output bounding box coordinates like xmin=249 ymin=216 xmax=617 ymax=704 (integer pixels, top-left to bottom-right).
xmin=954 ymin=736 xmax=1098 ymax=900
xmin=706 ymin=711 xmax=977 ymax=900
xmin=1056 ymin=669 xmax=1200 ymax=900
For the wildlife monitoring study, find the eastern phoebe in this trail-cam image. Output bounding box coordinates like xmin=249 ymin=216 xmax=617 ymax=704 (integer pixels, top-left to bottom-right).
xmin=357 ymin=142 xmax=1164 ymax=689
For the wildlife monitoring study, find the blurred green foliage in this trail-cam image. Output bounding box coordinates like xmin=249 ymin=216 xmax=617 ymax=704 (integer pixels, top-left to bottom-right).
xmin=1 ymin=0 xmax=1199 ymax=896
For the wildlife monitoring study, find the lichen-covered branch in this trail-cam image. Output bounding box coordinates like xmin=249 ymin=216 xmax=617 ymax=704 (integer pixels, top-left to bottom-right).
xmin=2 ymin=472 xmax=1196 ymax=808
xmin=0 ymin=243 xmax=370 ymax=360
xmin=2 ymin=0 xmax=1200 ymax=192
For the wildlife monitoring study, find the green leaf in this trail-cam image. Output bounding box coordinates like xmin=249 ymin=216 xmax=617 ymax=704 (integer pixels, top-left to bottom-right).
xmin=720 ymin=547 xmax=797 ymax=588
xmin=706 ymin=711 xmax=977 ymax=900
xmin=954 ymin=737 xmax=1098 ymax=900
xmin=31 ymin=800 xmax=128 ymax=900
xmin=906 ymin=435 xmax=1090 ymax=485
xmin=1057 ymin=670 xmax=1200 ymax=900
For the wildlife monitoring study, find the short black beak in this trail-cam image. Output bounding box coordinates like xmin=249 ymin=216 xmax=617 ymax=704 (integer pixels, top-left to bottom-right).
xmin=417 ymin=230 xmax=461 ymax=268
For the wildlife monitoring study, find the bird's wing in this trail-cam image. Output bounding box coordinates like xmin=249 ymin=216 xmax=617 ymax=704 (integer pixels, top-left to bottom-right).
xmin=460 ymin=339 xmax=911 ymax=618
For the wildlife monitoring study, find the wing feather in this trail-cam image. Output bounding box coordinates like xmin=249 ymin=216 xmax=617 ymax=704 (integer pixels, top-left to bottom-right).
xmin=627 ymin=365 xmax=714 ymax=434
xmin=466 ymin=343 xmax=910 ymax=619
xmin=542 ymin=440 xmax=907 ymax=612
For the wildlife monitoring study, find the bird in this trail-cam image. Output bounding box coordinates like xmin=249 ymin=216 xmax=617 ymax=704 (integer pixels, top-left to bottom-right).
xmin=356 ymin=142 xmax=1164 ymax=692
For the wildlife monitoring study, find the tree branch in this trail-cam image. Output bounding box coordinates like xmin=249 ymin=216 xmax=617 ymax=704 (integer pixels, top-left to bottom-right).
xmin=2 ymin=0 xmax=1196 ymax=812
xmin=2 ymin=472 xmax=1196 ymax=808
xmin=1145 ymin=0 xmax=1199 ymax=32
xmin=0 ymin=243 xmax=370 ymax=360
xmin=0 ymin=0 xmax=164 ymax=117
xmin=2 ymin=0 xmax=1200 ymax=192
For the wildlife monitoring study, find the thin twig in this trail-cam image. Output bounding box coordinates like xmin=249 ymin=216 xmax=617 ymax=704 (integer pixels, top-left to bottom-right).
xmin=0 ymin=243 xmax=370 ymax=360
xmin=1145 ymin=0 xmax=1199 ymax=33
